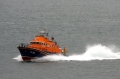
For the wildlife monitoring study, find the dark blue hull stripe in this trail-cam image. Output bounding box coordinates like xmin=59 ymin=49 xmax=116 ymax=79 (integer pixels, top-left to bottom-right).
xmin=18 ymin=47 xmax=53 ymax=58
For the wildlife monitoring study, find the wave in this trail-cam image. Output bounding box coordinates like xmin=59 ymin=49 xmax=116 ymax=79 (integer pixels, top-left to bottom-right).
xmin=13 ymin=44 xmax=120 ymax=62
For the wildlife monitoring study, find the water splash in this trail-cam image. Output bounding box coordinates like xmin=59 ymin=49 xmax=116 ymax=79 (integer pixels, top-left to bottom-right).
xmin=13 ymin=55 xmax=23 ymax=61
xmin=13 ymin=44 xmax=120 ymax=62
xmin=83 ymin=44 xmax=120 ymax=60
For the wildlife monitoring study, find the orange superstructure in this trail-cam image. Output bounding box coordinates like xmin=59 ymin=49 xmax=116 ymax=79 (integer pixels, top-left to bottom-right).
xmin=28 ymin=35 xmax=62 ymax=53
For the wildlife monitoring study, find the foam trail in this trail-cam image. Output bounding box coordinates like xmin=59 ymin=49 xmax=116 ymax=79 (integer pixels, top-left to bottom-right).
xmin=83 ymin=44 xmax=120 ymax=60
xmin=36 ymin=44 xmax=120 ymax=62
xmin=13 ymin=44 xmax=120 ymax=62
xmin=13 ymin=55 xmax=23 ymax=61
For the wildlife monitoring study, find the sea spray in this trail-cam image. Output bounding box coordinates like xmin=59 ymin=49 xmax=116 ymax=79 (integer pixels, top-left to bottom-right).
xmin=13 ymin=44 xmax=120 ymax=62
xmin=83 ymin=44 xmax=120 ymax=60
xmin=13 ymin=55 xmax=23 ymax=61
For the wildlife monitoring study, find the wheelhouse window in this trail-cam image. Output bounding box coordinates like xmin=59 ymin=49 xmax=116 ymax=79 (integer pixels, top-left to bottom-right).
xmin=30 ymin=42 xmax=47 ymax=46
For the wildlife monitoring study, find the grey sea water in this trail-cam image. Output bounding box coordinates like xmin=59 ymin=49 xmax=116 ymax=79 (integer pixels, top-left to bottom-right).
xmin=1 ymin=0 xmax=120 ymax=79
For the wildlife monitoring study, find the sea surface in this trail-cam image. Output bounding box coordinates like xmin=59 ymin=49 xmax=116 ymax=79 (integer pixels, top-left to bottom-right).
xmin=1 ymin=0 xmax=120 ymax=79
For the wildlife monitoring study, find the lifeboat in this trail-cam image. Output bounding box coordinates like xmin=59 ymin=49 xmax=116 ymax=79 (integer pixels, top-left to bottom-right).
xmin=17 ymin=30 xmax=66 ymax=61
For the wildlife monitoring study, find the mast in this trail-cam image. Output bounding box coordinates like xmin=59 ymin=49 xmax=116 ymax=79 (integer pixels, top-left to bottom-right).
xmin=38 ymin=28 xmax=49 ymax=37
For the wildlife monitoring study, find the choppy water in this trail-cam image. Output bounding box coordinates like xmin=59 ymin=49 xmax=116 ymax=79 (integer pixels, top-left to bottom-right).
xmin=1 ymin=0 xmax=120 ymax=79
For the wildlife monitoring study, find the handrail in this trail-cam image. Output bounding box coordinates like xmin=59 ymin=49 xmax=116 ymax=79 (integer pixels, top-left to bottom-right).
xmin=18 ymin=43 xmax=29 ymax=48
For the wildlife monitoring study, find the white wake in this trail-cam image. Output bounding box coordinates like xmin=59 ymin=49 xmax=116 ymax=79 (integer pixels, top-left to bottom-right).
xmin=13 ymin=44 xmax=120 ymax=62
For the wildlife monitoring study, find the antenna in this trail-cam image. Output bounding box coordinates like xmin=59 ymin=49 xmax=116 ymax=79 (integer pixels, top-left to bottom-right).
xmin=44 ymin=26 xmax=49 ymax=37
xmin=44 ymin=26 xmax=49 ymax=33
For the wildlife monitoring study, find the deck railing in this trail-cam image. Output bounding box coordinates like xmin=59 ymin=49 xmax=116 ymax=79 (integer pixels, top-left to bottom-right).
xmin=18 ymin=43 xmax=29 ymax=48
